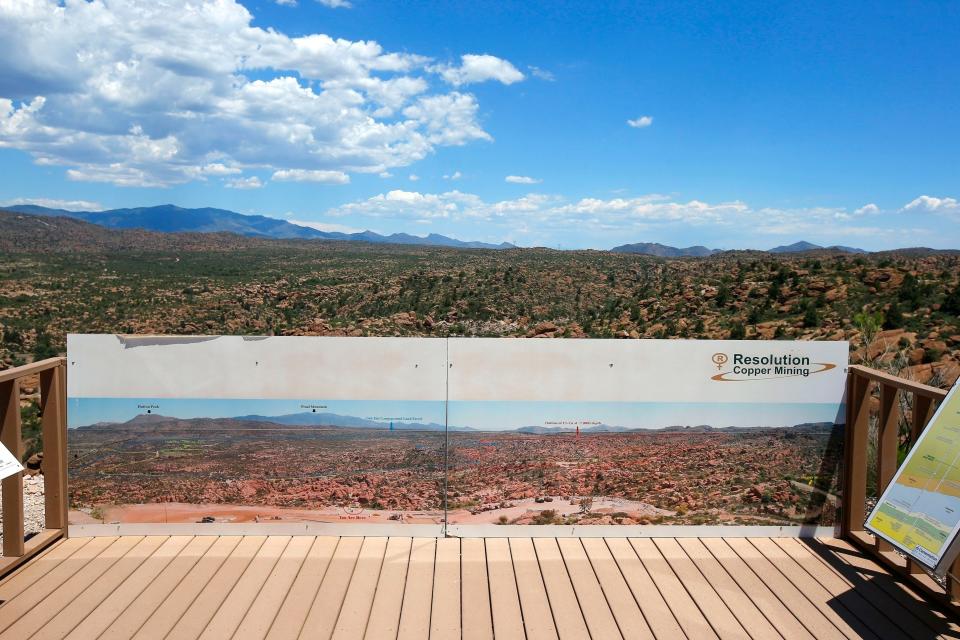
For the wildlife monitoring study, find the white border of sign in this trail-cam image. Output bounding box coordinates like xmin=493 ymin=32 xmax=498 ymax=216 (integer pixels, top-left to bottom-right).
xmin=866 ymin=379 xmax=960 ymax=575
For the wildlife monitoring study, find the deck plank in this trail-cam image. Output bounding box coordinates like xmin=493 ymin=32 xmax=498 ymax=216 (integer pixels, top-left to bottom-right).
xmin=579 ymin=538 xmax=653 ymax=640
xmin=483 ymin=538 xmax=525 ymax=640
xmin=699 ymin=537 xmax=814 ymax=640
xmin=461 ymin=537 xmax=494 ymax=640
xmin=0 ymin=537 xmax=91 ymax=602
xmin=430 ymin=537 xmax=462 ymax=640
xmin=397 ymin=537 xmax=437 ymax=640
xmin=674 ymin=538 xmax=782 ymax=640
xmin=0 ymin=535 xmax=142 ymax=640
xmin=723 ymin=538 xmax=848 ymax=640
xmin=556 ymin=537 xmax=623 ymax=640
xmin=364 ymin=537 xmax=412 ymax=640
xmin=332 ymin=537 xmax=389 ymax=640
xmin=0 ymin=535 xmax=118 ymax=634
xmin=264 ymin=536 xmax=340 ymax=640
xmin=753 ymin=537 xmax=901 ymax=640
xmin=233 ymin=536 xmax=315 ymax=640
xmin=95 ymin=536 xmax=223 ymax=640
xmin=144 ymin=535 xmax=266 ymax=640
xmin=653 ymin=538 xmax=749 ymax=640
xmin=63 ymin=535 xmax=193 ymax=639
xmin=199 ymin=535 xmax=292 ymax=640
xmin=532 ymin=537 xmax=590 ymax=640
xmin=30 ymin=535 xmax=171 ymax=640
xmin=809 ymin=537 xmax=960 ymax=639
xmin=604 ymin=538 xmax=684 ymax=640
xmin=629 ymin=538 xmax=719 ymax=640
xmin=771 ymin=537 xmax=917 ymax=640
xmin=510 ymin=538 xmax=559 ymax=640
xmin=298 ymin=535 xmax=365 ymax=640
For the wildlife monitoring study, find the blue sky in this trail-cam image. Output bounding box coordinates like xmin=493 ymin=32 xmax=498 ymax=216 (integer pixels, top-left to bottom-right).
xmin=1 ymin=1 xmax=958 ymax=249
xmin=68 ymin=397 xmax=841 ymax=431
xmin=68 ymin=397 xmax=447 ymax=428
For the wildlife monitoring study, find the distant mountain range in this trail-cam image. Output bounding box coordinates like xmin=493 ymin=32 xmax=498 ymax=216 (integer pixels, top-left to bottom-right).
xmin=768 ymin=241 xmax=866 ymax=254
xmin=4 ymin=203 xmax=879 ymax=254
xmin=82 ymin=412 xmax=835 ymax=433
xmin=234 ymin=412 xmax=458 ymax=431
xmin=6 ymin=204 xmax=515 ymax=250
xmin=84 ymin=412 xmax=461 ymax=432
xmin=512 ymin=421 xmax=835 ymax=433
xmin=613 ymin=239 xmax=866 ymax=256
xmin=610 ymin=242 xmax=718 ymax=257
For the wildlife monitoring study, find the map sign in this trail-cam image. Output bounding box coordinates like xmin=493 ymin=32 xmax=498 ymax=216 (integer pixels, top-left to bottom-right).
xmin=867 ymin=381 xmax=960 ymax=573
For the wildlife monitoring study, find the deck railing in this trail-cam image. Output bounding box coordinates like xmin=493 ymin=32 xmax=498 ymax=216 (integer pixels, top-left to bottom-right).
xmin=842 ymin=363 xmax=956 ymax=609
xmin=0 ymin=357 xmax=68 ymax=576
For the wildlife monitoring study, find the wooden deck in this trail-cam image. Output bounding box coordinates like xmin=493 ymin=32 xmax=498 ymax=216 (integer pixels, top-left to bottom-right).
xmin=0 ymin=535 xmax=958 ymax=639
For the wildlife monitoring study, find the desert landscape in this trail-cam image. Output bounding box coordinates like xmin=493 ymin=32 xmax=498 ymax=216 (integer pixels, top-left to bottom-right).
xmin=66 ymin=411 xmax=841 ymax=527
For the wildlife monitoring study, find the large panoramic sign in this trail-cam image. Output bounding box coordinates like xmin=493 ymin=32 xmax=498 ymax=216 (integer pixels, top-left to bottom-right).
xmin=67 ymin=335 xmax=448 ymax=527
xmin=867 ymin=380 xmax=960 ymax=573
xmin=446 ymin=339 xmax=848 ymax=528
xmin=67 ymin=335 xmax=847 ymax=528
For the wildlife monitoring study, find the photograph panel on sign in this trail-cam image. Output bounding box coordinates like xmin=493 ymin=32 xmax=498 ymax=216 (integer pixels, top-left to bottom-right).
xmin=445 ymin=339 xmax=847 ymax=527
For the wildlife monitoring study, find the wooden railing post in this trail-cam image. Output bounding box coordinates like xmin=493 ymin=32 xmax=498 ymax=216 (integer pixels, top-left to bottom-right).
xmin=0 ymin=378 xmax=24 ymax=557
xmin=876 ymin=383 xmax=899 ymax=553
xmin=40 ymin=365 xmax=68 ymax=533
xmin=0 ymin=358 xmax=69 ymax=577
xmin=843 ymin=370 xmax=872 ymax=535
xmin=913 ymin=393 xmax=934 ymax=443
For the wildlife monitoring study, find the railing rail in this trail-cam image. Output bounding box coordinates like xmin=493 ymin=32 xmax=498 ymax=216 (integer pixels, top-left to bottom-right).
xmin=0 ymin=357 xmax=68 ymax=577
xmin=843 ymin=363 xmax=955 ymax=608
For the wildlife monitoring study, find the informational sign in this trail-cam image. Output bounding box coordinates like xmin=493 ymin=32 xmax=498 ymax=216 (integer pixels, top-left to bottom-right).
xmin=0 ymin=442 xmax=24 ymax=480
xmin=67 ymin=335 xmax=447 ymax=527
xmin=867 ymin=381 xmax=960 ymax=573
xmin=67 ymin=335 xmax=848 ymax=529
xmin=445 ymin=339 xmax=848 ymax=528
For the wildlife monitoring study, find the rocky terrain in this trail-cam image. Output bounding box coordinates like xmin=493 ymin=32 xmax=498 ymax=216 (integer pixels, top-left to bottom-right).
xmin=66 ymin=416 xmax=838 ymax=527
xmin=1 ymin=210 xmax=958 ymax=390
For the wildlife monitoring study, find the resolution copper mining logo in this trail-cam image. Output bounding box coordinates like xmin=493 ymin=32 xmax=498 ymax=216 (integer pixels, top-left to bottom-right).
xmin=710 ymin=352 xmax=836 ymax=381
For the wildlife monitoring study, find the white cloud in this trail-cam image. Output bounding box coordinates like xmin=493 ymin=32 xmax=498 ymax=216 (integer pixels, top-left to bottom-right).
xmin=434 ymin=54 xmax=525 ymax=86
xmin=854 ymin=203 xmax=880 ymax=216
xmin=226 ymin=176 xmax=264 ymax=189
xmin=272 ymin=169 xmax=350 ymax=184
xmin=275 ymin=0 xmax=297 ymax=5
xmin=289 ymin=219 xmax=363 ymax=233
xmin=505 ymin=175 xmax=541 ymax=184
xmin=401 ymin=92 xmax=492 ymax=145
xmin=0 ymin=0 xmax=517 ymax=187
xmin=317 ymin=0 xmax=352 ymax=7
xmin=627 ymin=116 xmax=653 ymax=128
xmin=325 ymin=190 xmax=908 ymax=245
xmin=378 ymin=171 xmax=392 ymax=178
xmin=443 ymin=171 xmax=462 ymax=181
xmin=903 ymin=195 xmax=959 ymax=214
xmin=409 ymin=174 xmax=420 ymax=181
xmin=1 ymin=197 xmax=102 ymax=211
